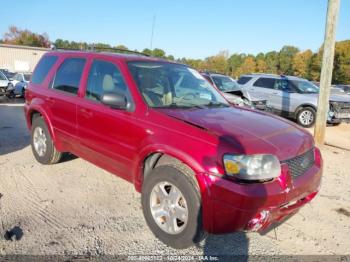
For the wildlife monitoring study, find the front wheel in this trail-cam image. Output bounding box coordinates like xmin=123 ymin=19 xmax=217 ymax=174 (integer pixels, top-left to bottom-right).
xmin=296 ymin=107 xmax=316 ymax=128
xmin=141 ymin=165 xmax=205 ymax=249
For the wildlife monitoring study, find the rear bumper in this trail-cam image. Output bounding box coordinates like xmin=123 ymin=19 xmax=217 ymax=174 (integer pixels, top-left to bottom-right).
xmin=201 ymin=157 xmax=322 ymax=234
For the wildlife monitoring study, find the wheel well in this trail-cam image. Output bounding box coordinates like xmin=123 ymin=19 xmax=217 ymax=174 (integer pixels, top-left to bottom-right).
xmin=30 ymin=111 xmax=41 ymax=125
xmin=295 ymin=105 xmax=316 ymax=116
xmin=142 ymin=153 xmax=198 ymax=188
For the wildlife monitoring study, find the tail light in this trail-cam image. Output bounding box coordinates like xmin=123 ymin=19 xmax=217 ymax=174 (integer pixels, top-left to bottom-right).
xmin=314 ymin=147 xmax=322 ymax=167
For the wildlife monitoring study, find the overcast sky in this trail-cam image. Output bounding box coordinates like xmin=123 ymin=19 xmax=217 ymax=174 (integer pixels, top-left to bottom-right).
xmin=1 ymin=0 xmax=349 ymax=58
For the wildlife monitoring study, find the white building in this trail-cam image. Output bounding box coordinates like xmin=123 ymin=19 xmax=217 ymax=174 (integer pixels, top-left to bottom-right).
xmin=0 ymin=44 xmax=49 ymax=73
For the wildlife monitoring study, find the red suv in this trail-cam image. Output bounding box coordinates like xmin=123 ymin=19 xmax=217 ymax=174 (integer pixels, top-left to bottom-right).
xmin=24 ymin=50 xmax=322 ymax=249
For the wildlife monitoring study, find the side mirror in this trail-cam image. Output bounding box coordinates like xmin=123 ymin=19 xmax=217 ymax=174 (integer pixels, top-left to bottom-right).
xmin=8 ymin=78 xmax=13 ymax=81
xmin=101 ymin=92 xmax=127 ymax=109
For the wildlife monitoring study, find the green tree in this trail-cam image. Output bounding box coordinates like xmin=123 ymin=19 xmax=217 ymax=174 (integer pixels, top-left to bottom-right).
xmin=332 ymin=40 xmax=350 ymax=84
xmin=265 ymin=51 xmax=279 ymax=74
xmin=228 ymin=53 xmax=246 ymax=78
xmin=236 ymin=56 xmax=256 ymax=76
xmin=202 ymin=53 xmax=228 ymax=74
xmin=278 ymin=45 xmax=299 ymax=74
xmin=3 ymin=26 xmax=50 ymax=47
xmin=256 ymin=59 xmax=268 ymax=73
xmin=152 ymin=48 xmax=166 ymax=58
xmin=292 ymin=49 xmax=313 ymax=78
xmin=308 ymin=53 xmax=322 ymax=81
xmin=142 ymin=48 xmax=152 ymax=56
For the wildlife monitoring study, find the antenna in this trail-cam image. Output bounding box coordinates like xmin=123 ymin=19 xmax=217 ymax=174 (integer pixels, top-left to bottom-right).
xmin=150 ymin=14 xmax=156 ymax=50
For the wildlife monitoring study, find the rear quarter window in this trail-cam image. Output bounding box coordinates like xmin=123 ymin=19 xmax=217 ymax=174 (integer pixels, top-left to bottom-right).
xmin=237 ymin=76 xmax=252 ymax=85
xmin=31 ymin=56 xmax=58 ymax=84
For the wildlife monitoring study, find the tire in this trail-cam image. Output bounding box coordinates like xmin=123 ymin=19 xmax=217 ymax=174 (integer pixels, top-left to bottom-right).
xmin=296 ymin=107 xmax=316 ymax=128
xmin=141 ymin=165 xmax=205 ymax=249
xmin=31 ymin=116 xmax=62 ymax=165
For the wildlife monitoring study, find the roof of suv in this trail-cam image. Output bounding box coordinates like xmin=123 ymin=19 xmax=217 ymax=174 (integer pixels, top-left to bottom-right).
xmin=46 ymin=50 xmax=178 ymax=64
xmin=240 ymin=73 xmax=304 ymax=81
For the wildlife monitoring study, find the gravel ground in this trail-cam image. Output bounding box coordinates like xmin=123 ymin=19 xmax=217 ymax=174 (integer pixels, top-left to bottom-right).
xmin=0 ymin=99 xmax=349 ymax=258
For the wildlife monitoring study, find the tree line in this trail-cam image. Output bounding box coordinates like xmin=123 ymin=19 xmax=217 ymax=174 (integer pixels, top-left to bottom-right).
xmin=1 ymin=26 xmax=349 ymax=84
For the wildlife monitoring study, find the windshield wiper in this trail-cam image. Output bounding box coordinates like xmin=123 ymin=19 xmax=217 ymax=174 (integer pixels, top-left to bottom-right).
xmin=153 ymin=103 xmax=205 ymax=109
xmin=203 ymin=101 xmax=230 ymax=108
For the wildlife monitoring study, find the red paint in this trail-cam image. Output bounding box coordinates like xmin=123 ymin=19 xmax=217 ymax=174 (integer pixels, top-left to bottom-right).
xmin=24 ymin=51 xmax=322 ymax=234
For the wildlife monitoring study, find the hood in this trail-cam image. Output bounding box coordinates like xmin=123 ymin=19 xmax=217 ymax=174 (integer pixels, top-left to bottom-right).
xmin=306 ymin=93 xmax=350 ymax=103
xmin=0 ymin=80 xmax=8 ymax=87
xmin=159 ymin=107 xmax=314 ymax=161
xmin=329 ymin=94 xmax=350 ymax=103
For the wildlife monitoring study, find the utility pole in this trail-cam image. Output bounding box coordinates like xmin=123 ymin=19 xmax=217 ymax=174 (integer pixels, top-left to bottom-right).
xmin=314 ymin=0 xmax=340 ymax=146
xmin=150 ymin=14 xmax=156 ymax=50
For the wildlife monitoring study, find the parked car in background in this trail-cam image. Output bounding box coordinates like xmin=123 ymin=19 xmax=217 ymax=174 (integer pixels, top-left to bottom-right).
xmin=238 ymin=74 xmax=350 ymax=127
xmin=311 ymin=81 xmax=346 ymax=95
xmin=0 ymin=70 xmax=15 ymax=98
xmin=25 ymin=50 xmax=322 ymax=249
xmin=11 ymin=72 xmax=31 ymax=86
xmin=336 ymin=84 xmax=350 ymax=95
xmin=0 ymin=69 xmax=15 ymax=80
xmin=13 ymin=73 xmax=31 ymax=97
xmin=201 ymin=72 xmax=268 ymax=110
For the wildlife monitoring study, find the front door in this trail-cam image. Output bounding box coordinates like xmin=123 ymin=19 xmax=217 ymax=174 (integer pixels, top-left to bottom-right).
xmin=77 ymin=59 xmax=140 ymax=180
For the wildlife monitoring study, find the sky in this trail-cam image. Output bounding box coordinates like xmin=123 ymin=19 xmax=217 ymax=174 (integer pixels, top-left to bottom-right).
xmin=1 ymin=0 xmax=349 ymax=59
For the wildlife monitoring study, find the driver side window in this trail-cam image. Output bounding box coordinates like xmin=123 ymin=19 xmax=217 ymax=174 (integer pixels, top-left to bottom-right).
xmin=85 ymin=59 xmax=132 ymax=104
xmin=274 ymin=80 xmax=292 ymax=92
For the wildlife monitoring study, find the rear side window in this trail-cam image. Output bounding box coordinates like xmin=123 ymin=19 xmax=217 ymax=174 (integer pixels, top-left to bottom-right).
xmin=237 ymin=76 xmax=252 ymax=85
xmin=31 ymin=56 xmax=58 ymax=84
xmin=52 ymin=58 xmax=86 ymax=95
xmin=253 ymin=77 xmax=275 ymax=89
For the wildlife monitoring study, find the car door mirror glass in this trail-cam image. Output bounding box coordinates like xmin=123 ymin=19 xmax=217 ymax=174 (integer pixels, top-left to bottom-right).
xmin=101 ymin=92 xmax=127 ymax=109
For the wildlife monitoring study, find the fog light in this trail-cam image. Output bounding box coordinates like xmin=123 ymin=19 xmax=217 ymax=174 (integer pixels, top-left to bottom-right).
xmin=246 ymin=210 xmax=270 ymax=231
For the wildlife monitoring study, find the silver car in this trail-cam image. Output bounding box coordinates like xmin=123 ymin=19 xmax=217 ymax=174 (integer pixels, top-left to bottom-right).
xmin=238 ymin=74 xmax=350 ymax=127
xmin=0 ymin=70 xmax=15 ymax=98
xmin=201 ymin=72 xmax=268 ymax=110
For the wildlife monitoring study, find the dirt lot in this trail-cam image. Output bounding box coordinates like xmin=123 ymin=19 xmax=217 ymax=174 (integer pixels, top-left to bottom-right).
xmin=0 ymin=99 xmax=349 ymax=258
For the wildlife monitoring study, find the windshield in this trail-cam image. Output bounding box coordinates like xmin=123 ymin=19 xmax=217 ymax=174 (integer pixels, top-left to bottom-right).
xmin=291 ymin=80 xmax=319 ymax=94
xmin=127 ymin=61 xmax=229 ymax=108
xmin=24 ymin=74 xmax=31 ymax=81
xmin=212 ymin=75 xmax=240 ymax=92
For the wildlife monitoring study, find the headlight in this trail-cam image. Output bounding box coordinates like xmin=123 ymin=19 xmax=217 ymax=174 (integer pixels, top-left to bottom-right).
xmin=223 ymin=154 xmax=281 ymax=181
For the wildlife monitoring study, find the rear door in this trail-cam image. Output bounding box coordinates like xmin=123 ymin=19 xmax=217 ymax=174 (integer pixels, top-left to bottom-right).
xmin=251 ymin=77 xmax=276 ymax=102
xmin=46 ymin=57 xmax=87 ymax=151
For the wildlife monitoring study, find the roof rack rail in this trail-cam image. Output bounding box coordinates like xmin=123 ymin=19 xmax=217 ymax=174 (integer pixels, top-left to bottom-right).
xmin=51 ymin=44 xmax=150 ymax=57
xmin=200 ymin=70 xmax=226 ymax=75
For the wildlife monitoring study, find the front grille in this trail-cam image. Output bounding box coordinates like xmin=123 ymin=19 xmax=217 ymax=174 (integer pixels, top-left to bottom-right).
xmin=282 ymin=149 xmax=315 ymax=179
xmin=331 ymin=102 xmax=350 ymax=113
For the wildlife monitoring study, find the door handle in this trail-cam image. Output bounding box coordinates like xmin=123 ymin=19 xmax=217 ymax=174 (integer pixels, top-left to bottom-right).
xmin=80 ymin=108 xmax=93 ymax=118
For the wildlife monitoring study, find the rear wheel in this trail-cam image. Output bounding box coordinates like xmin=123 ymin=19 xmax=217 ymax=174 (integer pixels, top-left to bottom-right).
xmin=31 ymin=117 xmax=62 ymax=164
xmin=141 ymin=165 xmax=205 ymax=249
xmin=296 ymin=107 xmax=316 ymax=128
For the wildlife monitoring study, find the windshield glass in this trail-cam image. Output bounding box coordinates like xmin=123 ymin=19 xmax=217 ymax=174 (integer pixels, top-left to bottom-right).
xmin=127 ymin=61 xmax=229 ymax=108
xmin=24 ymin=74 xmax=31 ymax=81
xmin=291 ymin=80 xmax=319 ymax=94
xmin=212 ymin=75 xmax=240 ymax=92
